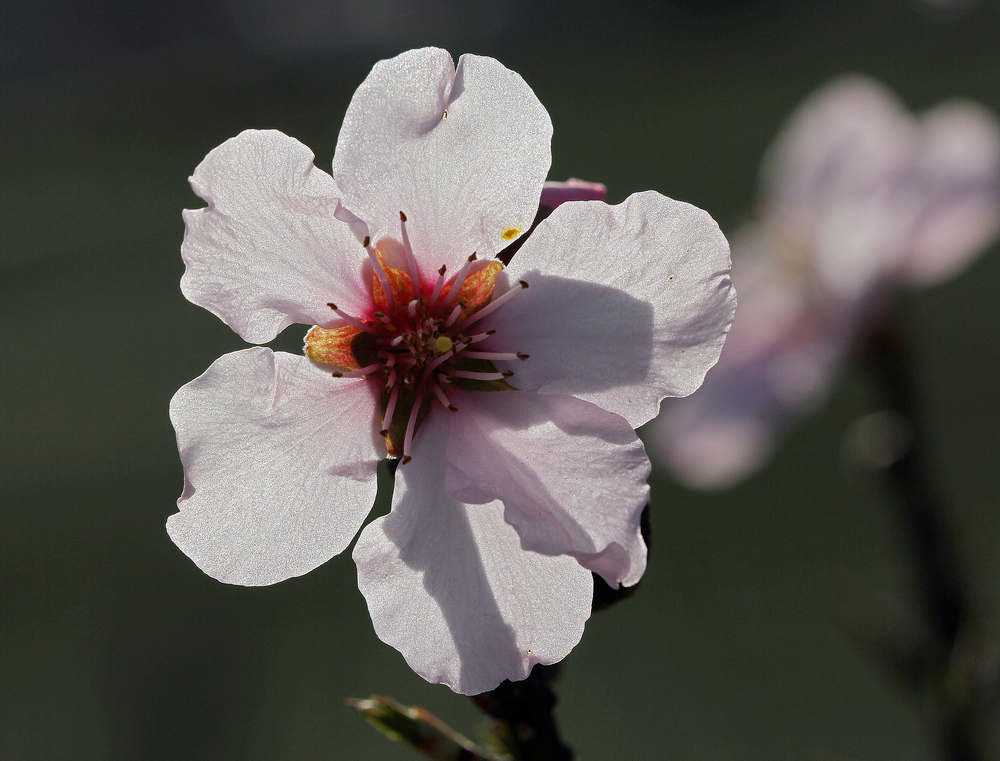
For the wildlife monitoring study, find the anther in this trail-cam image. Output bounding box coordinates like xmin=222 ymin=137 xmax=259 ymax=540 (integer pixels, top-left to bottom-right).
xmin=445 ymin=253 xmax=478 ymax=305
xmin=429 ymin=265 xmax=447 ymax=306
xmin=326 ymin=303 xmax=375 ymax=333
xmin=364 ymin=238 xmax=393 ymax=310
xmin=399 ymin=210 xmax=420 ymax=287
xmin=458 ymin=281 xmax=527 ymax=328
xmin=446 ymin=370 xmax=510 ymax=381
xmin=462 ymin=350 xmax=523 ymax=361
xmin=432 ymin=384 xmax=457 ymax=412
xmin=465 ymin=329 xmax=496 ymax=345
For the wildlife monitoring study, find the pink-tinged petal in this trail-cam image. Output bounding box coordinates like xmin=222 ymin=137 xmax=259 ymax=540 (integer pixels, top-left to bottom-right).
xmin=649 ymin=334 xmax=839 ymax=489
xmin=901 ymin=101 xmax=1000 ymax=285
xmin=332 ymin=48 xmax=552 ymax=275
xmin=181 ymin=130 xmax=371 ymax=344
xmin=496 ymin=191 xmax=735 ymax=428
xmin=353 ymin=412 xmax=592 ymax=695
xmin=445 ymin=390 xmax=649 ymax=588
xmin=651 ymin=244 xmax=844 ymax=489
xmin=168 ymin=347 xmax=382 ymax=586
xmin=539 ymin=179 xmax=607 ymax=209
xmin=759 ymin=76 xmax=914 ymax=243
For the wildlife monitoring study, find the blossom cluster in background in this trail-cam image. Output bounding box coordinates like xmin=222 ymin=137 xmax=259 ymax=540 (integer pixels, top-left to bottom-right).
xmin=650 ymin=75 xmax=1000 ymax=489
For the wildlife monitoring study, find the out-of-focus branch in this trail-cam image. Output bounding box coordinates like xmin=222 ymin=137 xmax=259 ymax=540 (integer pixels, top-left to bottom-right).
xmin=865 ymin=317 xmax=997 ymax=761
xmin=472 ymin=664 xmax=573 ymax=761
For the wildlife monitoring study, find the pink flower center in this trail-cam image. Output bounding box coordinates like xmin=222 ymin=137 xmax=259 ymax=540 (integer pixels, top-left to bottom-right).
xmin=306 ymin=211 xmax=528 ymax=462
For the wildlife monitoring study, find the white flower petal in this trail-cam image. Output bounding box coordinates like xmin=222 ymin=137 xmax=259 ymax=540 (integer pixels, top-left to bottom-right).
xmin=353 ymin=412 xmax=592 ymax=695
xmin=445 ymin=390 xmax=648 ymax=587
xmin=182 ymin=130 xmax=371 ymax=344
xmin=497 ymin=191 xmax=735 ymax=428
xmin=332 ymin=47 xmax=552 ymax=275
xmin=168 ymin=347 xmax=382 ymax=585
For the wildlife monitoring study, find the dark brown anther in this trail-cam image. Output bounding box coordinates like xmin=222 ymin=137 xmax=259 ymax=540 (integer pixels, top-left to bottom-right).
xmin=438 ymin=265 xmax=447 ymax=276
xmin=401 ymin=455 xmax=412 ymax=465
xmin=502 ymin=370 xmax=514 ymax=378
xmin=362 ymin=236 xmax=371 ymax=248
xmin=517 ymin=352 xmax=530 ymax=360
xmin=468 ymin=252 xmax=477 ymax=262
xmin=327 ymin=302 xmax=338 ymax=310
xmin=399 ymin=210 xmax=407 ymax=222
xmin=332 ymin=371 xmax=344 ymax=378
xmin=519 ymin=280 xmax=529 ymax=288
xmin=448 ymin=405 xmax=458 ymax=412
xmin=486 ymin=329 xmax=497 ymax=335
xmin=379 ymin=428 xmax=389 ymax=437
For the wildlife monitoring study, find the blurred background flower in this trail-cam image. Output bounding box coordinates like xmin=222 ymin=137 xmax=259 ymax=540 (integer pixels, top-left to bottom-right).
xmin=650 ymin=75 xmax=1000 ymax=488
xmin=4 ymin=1 xmax=1000 ymax=760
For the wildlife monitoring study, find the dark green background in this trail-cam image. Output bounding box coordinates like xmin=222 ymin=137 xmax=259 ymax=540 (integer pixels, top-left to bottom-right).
xmin=4 ymin=1 xmax=1000 ymax=758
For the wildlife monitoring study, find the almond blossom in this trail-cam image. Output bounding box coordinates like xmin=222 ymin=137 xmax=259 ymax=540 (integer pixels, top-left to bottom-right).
xmin=650 ymin=75 xmax=1000 ymax=489
xmin=168 ymin=47 xmax=735 ymax=694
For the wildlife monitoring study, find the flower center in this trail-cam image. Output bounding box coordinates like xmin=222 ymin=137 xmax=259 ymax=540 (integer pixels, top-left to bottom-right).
xmin=305 ymin=212 xmax=529 ymax=462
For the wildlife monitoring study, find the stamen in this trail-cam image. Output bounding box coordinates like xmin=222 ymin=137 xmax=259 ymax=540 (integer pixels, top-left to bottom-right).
xmin=459 ymin=281 xmax=528 ymax=328
xmin=432 ymin=383 xmax=458 ymax=412
xmin=425 ymin=350 xmax=454 ymax=372
xmin=327 ymin=303 xmax=376 ymax=333
xmin=331 ymin=362 xmax=381 ymax=378
xmin=408 ymin=299 xmax=418 ymax=319
xmin=445 ymin=303 xmax=463 ymax=328
xmin=380 ymin=383 xmax=401 ymax=437
xmin=446 ymin=369 xmax=513 ymax=381
xmin=390 ymin=334 xmax=406 ymax=346
xmin=399 ymin=211 xmax=421 ymax=288
xmin=446 ymin=253 xmax=478 ymax=305
xmin=461 ymin=350 xmax=528 ymax=361
xmin=401 ymin=389 xmax=427 ymax=464
xmin=466 ymin=329 xmax=497 ymax=344
xmin=364 ymin=236 xmax=394 ymax=310
xmin=428 ymin=265 xmax=447 ymax=307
